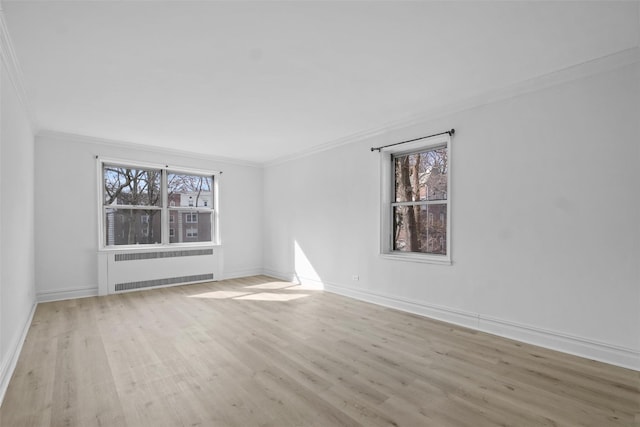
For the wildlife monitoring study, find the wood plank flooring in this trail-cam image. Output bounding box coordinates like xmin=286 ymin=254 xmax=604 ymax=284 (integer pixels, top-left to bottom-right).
xmin=1 ymin=275 xmax=638 ymax=426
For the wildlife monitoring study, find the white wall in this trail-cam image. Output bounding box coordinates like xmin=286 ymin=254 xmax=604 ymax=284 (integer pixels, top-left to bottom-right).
xmin=263 ymin=62 xmax=640 ymax=369
xmin=0 ymin=55 xmax=36 ymax=400
xmin=34 ymin=134 xmax=263 ymax=301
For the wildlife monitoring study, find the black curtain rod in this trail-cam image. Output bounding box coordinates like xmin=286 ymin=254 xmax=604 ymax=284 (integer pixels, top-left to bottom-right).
xmin=370 ymin=129 xmax=455 ymax=152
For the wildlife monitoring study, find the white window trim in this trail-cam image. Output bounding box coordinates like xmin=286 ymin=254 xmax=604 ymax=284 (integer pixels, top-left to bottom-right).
xmin=97 ymin=157 xmax=221 ymax=251
xmin=379 ymin=133 xmax=452 ymax=265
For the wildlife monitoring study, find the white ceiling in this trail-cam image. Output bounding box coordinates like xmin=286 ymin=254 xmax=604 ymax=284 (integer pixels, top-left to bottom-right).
xmin=3 ymin=1 xmax=639 ymax=163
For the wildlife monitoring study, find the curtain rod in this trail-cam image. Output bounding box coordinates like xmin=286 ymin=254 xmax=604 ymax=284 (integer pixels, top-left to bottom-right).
xmin=370 ymin=129 xmax=455 ymax=152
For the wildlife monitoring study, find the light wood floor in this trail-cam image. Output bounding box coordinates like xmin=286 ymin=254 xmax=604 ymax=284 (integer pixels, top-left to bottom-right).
xmin=1 ymin=276 xmax=638 ymax=427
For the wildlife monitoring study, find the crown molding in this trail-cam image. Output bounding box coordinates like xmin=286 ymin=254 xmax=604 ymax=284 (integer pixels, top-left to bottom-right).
xmin=1 ymin=0 xmax=636 ymax=169
xmin=0 ymin=9 xmax=38 ymax=133
xmin=36 ymin=129 xmax=263 ymax=169
xmin=264 ymin=46 xmax=640 ymax=168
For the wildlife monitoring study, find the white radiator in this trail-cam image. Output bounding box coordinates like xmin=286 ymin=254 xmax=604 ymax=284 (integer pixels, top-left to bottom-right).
xmin=98 ymin=247 xmax=221 ymax=295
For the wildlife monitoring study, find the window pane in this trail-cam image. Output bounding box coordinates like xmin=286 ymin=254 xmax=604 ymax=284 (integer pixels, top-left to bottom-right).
xmin=167 ymin=173 xmax=213 ymax=209
xmin=104 ymin=208 xmax=161 ymax=246
xmin=169 ymin=211 xmax=212 ymax=243
xmin=103 ymin=166 xmax=161 ymax=206
xmin=393 ymin=204 xmax=447 ymax=254
xmin=394 ymin=147 xmax=447 ymax=202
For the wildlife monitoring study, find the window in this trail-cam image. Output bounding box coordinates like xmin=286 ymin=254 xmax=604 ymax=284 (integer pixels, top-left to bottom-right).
xmin=102 ymin=166 xmax=161 ymax=246
xmin=380 ymin=133 xmax=451 ymax=264
xmin=100 ymin=161 xmax=218 ymax=248
xmin=168 ymin=172 xmax=213 ymax=244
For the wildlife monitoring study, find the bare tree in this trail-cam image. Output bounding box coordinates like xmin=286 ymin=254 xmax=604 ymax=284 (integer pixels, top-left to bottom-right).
xmin=397 ymin=155 xmax=420 ymax=251
xmin=167 ymin=174 xmax=212 ymax=207
xmin=394 ymin=148 xmax=448 ymax=253
xmin=104 ymin=167 xmax=161 ymax=244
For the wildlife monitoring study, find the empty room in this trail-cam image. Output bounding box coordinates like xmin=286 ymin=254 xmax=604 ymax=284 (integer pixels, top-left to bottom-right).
xmin=0 ymin=1 xmax=639 ymax=426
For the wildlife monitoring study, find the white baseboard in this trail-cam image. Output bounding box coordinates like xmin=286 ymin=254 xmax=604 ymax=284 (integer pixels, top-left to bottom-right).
xmin=261 ymin=270 xmax=327 ymax=290
xmin=31 ymin=274 xmax=640 ymax=370
xmin=325 ymin=281 xmax=480 ymax=329
xmin=222 ymin=268 xmax=265 ymax=280
xmin=262 ymin=269 xmax=298 ymax=283
xmin=478 ymin=315 xmax=640 ymax=371
xmin=322 ymin=281 xmax=639 ymax=371
xmin=36 ymin=286 xmax=99 ymax=303
xmin=0 ymin=302 xmax=37 ymax=406
xmin=36 ymin=271 xmax=266 ymax=301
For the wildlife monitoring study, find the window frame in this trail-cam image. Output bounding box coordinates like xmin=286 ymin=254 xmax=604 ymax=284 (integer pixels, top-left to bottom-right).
xmin=379 ymin=133 xmax=451 ymax=265
xmin=97 ymin=158 xmax=220 ymax=250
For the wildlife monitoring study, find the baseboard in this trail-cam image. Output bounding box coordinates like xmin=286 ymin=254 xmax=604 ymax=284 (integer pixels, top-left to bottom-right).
xmin=323 ymin=281 xmax=640 ymax=371
xmin=222 ymin=268 xmax=265 ymax=280
xmin=36 ymin=286 xmax=99 ymax=303
xmin=262 ymin=269 xmax=298 ymax=283
xmin=0 ymin=301 xmax=37 ymax=406
xmin=30 ymin=275 xmax=640 ymax=370
xmin=478 ymin=315 xmax=640 ymax=371
xmin=261 ymin=270 xmax=326 ymax=290
xmin=324 ymin=281 xmax=480 ymax=329
xmin=37 ymin=272 xmax=266 ymax=300
xmin=289 ymin=275 xmax=325 ymax=290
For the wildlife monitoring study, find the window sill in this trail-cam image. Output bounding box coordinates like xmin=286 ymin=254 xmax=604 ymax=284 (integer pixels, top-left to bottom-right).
xmin=98 ymin=243 xmax=221 ymax=253
xmin=380 ymin=252 xmax=451 ymax=265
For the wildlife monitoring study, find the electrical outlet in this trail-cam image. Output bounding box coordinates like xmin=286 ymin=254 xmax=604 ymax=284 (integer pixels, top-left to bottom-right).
xmin=352 ymin=275 xmax=359 ymax=281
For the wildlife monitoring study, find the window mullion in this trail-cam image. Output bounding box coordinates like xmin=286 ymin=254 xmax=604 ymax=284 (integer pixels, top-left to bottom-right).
xmin=162 ymin=169 xmax=168 ymax=245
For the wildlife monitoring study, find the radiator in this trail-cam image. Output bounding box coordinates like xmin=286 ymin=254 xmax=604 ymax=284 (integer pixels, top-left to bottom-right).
xmin=98 ymin=247 xmax=221 ymax=295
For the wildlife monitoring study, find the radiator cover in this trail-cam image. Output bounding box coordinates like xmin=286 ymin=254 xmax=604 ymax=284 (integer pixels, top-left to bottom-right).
xmin=98 ymin=247 xmax=220 ymax=295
